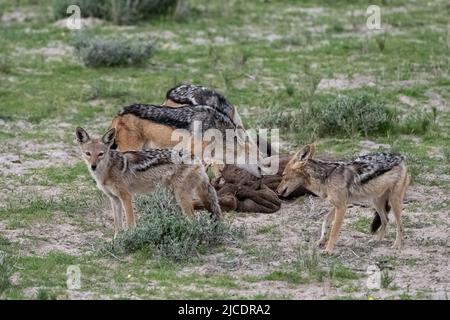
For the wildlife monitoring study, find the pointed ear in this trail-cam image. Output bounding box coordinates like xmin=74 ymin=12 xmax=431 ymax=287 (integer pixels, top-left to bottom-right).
xmin=296 ymin=144 xmax=316 ymax=161
xmin=101 ymin=128 xmax=116 ymax=146
xmin=75 ymin=127 xmax=90 ymax=144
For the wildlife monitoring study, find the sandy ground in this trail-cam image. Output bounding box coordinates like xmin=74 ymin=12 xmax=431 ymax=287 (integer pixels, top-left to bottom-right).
xmin=0 ymin=118 xmax=448 ymax=299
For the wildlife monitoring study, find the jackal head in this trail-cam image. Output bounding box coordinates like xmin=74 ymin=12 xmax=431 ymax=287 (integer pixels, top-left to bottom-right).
xmin=75 ymin=127 xmax=116 ymax=172
xmin=229 ymin=134 xmax=263 ymax=178
xmin=277 ymin=144 xmax=316 ymax=197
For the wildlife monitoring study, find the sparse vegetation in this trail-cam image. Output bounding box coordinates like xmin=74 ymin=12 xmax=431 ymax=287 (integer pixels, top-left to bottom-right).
xmin=73 ymin=34 xmax=154 ymax=67
xmin=0 ymin=0 xmax=448 ymax=299
xmin=257 ymin=93 xmax=438 ymax=141
xmin=294 ymin=245 xmax=323 ymax=279
xmin=36 ymin=288 xmax=57 ymax=300
xmin=381 ymin=270 xmax=395 ymax=289
xmin=111 ymin=189 xmax=244 ymax=261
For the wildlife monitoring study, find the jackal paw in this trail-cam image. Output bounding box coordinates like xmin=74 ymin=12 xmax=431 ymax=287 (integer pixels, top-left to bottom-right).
xmin=377 ymin=232 xmax=386 ymax=242
xmin=316 ymin=239 xmax=327 ymax=248
xmin=321 ymin=248 xmax=334 ymax=255
xmin=391 ymin=240 xmax=402 ymax=249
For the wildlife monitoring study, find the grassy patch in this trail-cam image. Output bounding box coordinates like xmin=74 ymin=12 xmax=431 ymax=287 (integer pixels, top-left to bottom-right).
xmin=0 ymin=252 xmax=15 ymax=296
xmin=330 ymin=264 xmax=359 ymax=281
xmin=256 ymin=92 xmax=437 ymax=141
xmin=44 ymin=162 xmax=88 ymax=183
xmin=0 ymin=191 xmax=101 ymax=224
xmin=264 ymin=271 xmax=306 ymax=284
xmin=261 ymin=245 xmax=360 ymax=287
xmin=351 ymin=216 xmax=373 ymax=234
xmin=256 ymin=224 xmax=280 ymax=235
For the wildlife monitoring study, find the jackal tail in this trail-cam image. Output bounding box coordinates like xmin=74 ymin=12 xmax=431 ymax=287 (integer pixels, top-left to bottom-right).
xmin=119 ymin=104 xmax=197 ymax=129
xmin=371 ymin=201 xmax=391 ymax=234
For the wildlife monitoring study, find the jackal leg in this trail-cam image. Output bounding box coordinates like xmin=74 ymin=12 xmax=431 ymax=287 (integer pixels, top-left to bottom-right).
xmin=118 ymin=191 xmax=136 ymax=230
xmin=373 ymin=191 xmax=390 ymax=241
xmin=390 ymin=175 xmax=408 ymax=249
xmin=324 ymin=204 xmax=346 ymax=254
xmin=390 ymin=199 xmax=403 ymax=249
xmin=197 ymin=181 xmax=222 ymax=220
xmin=174 ymin=186 xmax=195 ymax=217
xmin=109 ymin=195 xmax=123 ymax=238
xmin=389 ymin=172 xmax=411 ymax=249
xmin=317 ymin=207 xmax=335 ymax=247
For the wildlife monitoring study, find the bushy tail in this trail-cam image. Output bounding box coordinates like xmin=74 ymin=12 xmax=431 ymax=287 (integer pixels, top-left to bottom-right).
xmin=119 ymin=104 xmax=195 ymax=129
xmin=370 ymin=201 xmax=391 ymax=233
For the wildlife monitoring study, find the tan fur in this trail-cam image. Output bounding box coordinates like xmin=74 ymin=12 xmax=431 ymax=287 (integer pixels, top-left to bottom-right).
xmin=163 ymin=99 xmax=184 ymax=108
xmin=277 ymin=144 xmax=410 ymax=254
xmin=109 ymin=113 xmax=262 ymax=176
xmin=76 ymin=127 xmax=221 ymax=238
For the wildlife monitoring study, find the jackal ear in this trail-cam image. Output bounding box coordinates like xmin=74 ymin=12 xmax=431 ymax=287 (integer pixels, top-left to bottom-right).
xmin=75 ymin=127 xmax=90 ymax=144
xmin=296 ymin=144 xmax=316 ymax=161
xmin=102 ymin=128 xmax=116 ymax=146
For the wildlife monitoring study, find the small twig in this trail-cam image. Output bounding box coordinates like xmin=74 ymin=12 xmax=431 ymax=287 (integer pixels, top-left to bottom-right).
xmin=13 ymin=265 xmax=25 ymax=270
xmin=103 ymin=248 xmax=125 ymax=262
xmin=350 ymin=249 xmax=360 ymax=258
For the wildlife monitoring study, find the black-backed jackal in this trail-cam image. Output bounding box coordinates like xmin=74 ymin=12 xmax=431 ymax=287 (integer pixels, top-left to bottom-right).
xmin=109 ymin=103 xmax=263 ymax=177
xmin=163 ymin=84 xmax=243 ymax=128
xmin=76 ymin=127 xmax=221 ymax=238
xmin=277 ymin=144 xmax=410 ymax=254
xmin=163 ymin=84 xmax=273 ymax=156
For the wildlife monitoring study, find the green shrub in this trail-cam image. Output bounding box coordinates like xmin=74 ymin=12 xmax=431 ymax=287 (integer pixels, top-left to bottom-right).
xmin=53 ymin=0 xmax=109 ymax=20
xmin=53 ymin=0 xmax=179 ymax=24
xmin=257 ymin=93 xmax=435 ymax=140
xmin=109 ymin=0 xmax=179 ymax=24
xmin=73 ymin=34 xmax=154 ymax=67
xmin=314 ymin=94 xmax=394 ymax=137
xmin=111 ymin=189 xmax=243 ymax=261
xmin=36 ymin=288 xmax=57 ymax=300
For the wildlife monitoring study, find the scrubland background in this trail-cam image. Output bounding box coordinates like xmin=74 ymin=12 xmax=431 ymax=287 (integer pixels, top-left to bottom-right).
xmin=0 ymin=0 xmax=449 ymax=299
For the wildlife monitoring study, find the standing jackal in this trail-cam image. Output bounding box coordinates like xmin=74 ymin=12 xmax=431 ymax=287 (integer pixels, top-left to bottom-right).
xmin=76 ymin=127 xmax=221 ymax=237
xmin=277 ymin=144 xmax=410 ymax=254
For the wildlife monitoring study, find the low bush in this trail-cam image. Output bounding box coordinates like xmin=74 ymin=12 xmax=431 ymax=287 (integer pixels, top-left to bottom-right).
xmin=111 ymin=189 xmax=243 ymax=261
xmin=53 ymin=0 xmax=179 ymax=24
xmin=257 ymin=93 xmax=435 ymax=140
xmin=53 ymin=0 xmax=109 ymax=20
xmin=73 ymin=34 xmax=154 ymax=67
xmin=313 ymin=93 xmax=394 ymax=137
